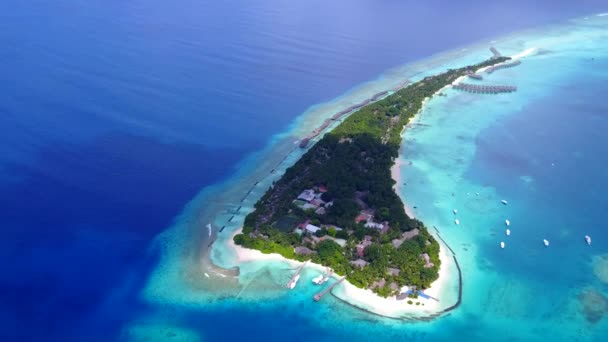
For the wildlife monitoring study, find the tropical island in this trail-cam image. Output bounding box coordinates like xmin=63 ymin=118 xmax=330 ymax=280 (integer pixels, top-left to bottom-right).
xmin=234 ymin=55 xmax=511 ymax=298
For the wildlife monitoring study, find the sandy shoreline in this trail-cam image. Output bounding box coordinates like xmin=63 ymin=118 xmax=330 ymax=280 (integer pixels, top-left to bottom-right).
xmin=219 ymin=49 xmax=538 ymax=318
xmin=226 ymin=225 xmax=452 ymax=317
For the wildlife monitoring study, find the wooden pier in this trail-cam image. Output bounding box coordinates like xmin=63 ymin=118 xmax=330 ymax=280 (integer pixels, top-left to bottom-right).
xmin=286 ymin=261 xmax=307 ymax=289
xmin=486 ymin=60 xmax=521 ymax=74
xmin=490 ymin=47 xmax=502 ymax=58
xmin=453 ymin=83 xmax=517 ymax=94
xmin=467 ymin=73 xmax=483 ymax=80
xmin=313 ymin=276 xmax=346 ymax=301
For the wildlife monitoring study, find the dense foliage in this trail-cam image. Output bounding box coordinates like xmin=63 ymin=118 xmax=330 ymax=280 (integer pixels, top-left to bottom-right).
xmin=235 ymin=56 xmax=510 ymax=296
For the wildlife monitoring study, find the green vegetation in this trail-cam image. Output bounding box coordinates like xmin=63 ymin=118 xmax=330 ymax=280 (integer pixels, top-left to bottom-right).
xmin=235 ymin=56 xmax=510 ymax=297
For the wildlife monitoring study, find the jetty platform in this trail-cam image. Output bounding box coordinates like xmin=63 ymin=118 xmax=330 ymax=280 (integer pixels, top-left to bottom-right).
xmin=314 ymin=276 xmax=346 ymax=301
xmin=486 ymin=60 xmax=521 ymax=74
xmin=490 ymin=46 xmax=502 ymax=58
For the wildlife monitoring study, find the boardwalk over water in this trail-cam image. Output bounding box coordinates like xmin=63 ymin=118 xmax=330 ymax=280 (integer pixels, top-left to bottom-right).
xmin=453 ymin=83 xmax=517 ymax=94
xmin=490 ymin=46 xmax=502 ymax=58
xmin=314 ymin=276 xmax=346 ymax=301
xmin=486 ymin=60 xmax=521 ymax=74
xmin=467 ymin=73 xmax=483 ymax=80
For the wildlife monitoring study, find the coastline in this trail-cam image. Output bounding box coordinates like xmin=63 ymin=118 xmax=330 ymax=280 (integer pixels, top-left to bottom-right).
xmin=227 ymin=227 xmax=452 ymax=317
xmin=220 ymin=53 xmax=520 ymax=319
xmin=129 ymin=14 xmax=608 ymax=340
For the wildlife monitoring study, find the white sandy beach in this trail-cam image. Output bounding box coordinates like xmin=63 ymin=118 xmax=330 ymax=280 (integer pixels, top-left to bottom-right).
xmin=226 ymin=224 xmax=452 ymax=317
xmin=333 ymin=240 xmax=452 ymax=316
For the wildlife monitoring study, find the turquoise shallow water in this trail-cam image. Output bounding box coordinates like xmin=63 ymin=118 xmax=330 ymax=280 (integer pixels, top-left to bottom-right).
xmin=127 ymin=15 xmax=608 ymax=341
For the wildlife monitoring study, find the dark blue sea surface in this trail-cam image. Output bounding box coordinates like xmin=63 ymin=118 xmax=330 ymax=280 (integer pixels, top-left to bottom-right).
xmin=1 ymin=0 xmax=607 ymax=341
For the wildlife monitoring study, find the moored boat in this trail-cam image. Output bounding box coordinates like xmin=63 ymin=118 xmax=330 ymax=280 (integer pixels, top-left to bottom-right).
xmin=500 ymin=241 xmax=505 ymax=249
xmin=543 ymin=239 xmax=549 ymax=247
xmin=501 ymin=200 xmax=508 ymax=205
xmin=287 ymin=274 xmax=300 ymax=289
xmin=455 ymin=219 xmax=460 ymax=225
xmin=585 ymin=235 xmax=592 ymax=245
xmin=505 ymin=219 xmax=510 ymax=226
xmin=506 ymin=229 xmax=511 ymax=236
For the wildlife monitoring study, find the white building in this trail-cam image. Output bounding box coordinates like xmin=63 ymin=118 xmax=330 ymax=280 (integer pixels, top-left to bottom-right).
xmin=297 ymin=189 xmax=316 ymax=202
xmin=305 ymin=224 xmax=321 ymax=234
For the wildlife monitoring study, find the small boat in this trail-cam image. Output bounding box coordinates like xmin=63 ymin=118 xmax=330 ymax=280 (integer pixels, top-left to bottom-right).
xmin=506 ymin=229 xmax=511 ymax=236
xmin=543 ymin=239 xmax=549 ymax=247
xmin=501 ymin=200 xmax=508 ymax=205
xmin=313 ymin=268 xmax=333 ymax=285
xmin=312 ymin=274 xmax=324 ymax=285
xmin=455 ymin=219 xmax=460 ymax=225
xmin=500 ymin=241 xmax=505 ymax=249
xmin=585 ymin=235 xmax=592 ymax=245
xmin=204 ymin=273 xmax=210 ymax=278
xmin=505 ymin=219 xmax=510 ymax=226
xmin=453 ymin=209 xmax=458 ymax=215
xmin=207 ymin=223 xmax=212 ymax=237
xmin=287 ymin=274 xmax=300 ymax=289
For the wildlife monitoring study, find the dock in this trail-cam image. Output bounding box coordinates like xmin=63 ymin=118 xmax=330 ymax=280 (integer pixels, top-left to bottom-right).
xmin=418 ymin=291 xmax=440 ymax=302
xmin=467 ymin=73 xmax=483 ymax=80
xmin=453 ymin=83 xmax=517 ymax=94
xmin=286 ymin=261 xmax=307 ymax=289
xmin=313 ymin=276 xmax=346 ymax=301
xmin=490 ymin=46 xmax=502 ymax=58
xmin=486 ymin=60 xmax=521 ymax=74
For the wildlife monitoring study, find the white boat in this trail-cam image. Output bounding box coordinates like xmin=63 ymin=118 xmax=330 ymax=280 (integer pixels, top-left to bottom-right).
xmin=455 ymin=219 xmax=460 ymax=225
xmin=506 ymin=229 xmax=511 ymax=236
xmin=207 ymin=223 xmax=212 ymax=237
xmin=453 ymin=209 xmax=458 ymax=215
xmin=501 ymin=200 xmax=508 ymax=205
xmin=313 ymin=268 xmax=332 ymax=285
xmin=500 ymin=241 xmax=505 ymax=249
xmin=287 ymin=274 xmax=300 ymax=289
xmin=543 ymin=239 xmax=549 ymax=247
xmin=585 ymin=235 xmax=592 ymax=245
xmin=204 ymin=273 xmax=210 ymax=278
xmin=505 ymin=219 xmax=510 ymax=226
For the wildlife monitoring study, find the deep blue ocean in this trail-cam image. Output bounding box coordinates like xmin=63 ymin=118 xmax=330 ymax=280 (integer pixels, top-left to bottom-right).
xmin=1 ymin=0 xmax=607 ymax=341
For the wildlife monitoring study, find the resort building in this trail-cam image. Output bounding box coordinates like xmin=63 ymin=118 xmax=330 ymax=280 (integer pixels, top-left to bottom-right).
xmin=297 ymin=189 xmax=316 ymax=202
xmin=387 ymin=268 xmax=400 ymax=276
xmin=305 ymin=224 xmax=321 ymax=234
xmin=391 ymin=228 xmax=420 ymax=248
xmin=350 ymin=259 xmax=369 ymax=269
xmin=294 ymin=246 xmax=315 ymax=256
xmin=420 ymin=253 xmax=435 ymax=268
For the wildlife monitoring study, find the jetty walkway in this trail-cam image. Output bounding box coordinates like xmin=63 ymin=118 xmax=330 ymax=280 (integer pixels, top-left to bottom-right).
xmin=314 ymin=276 xmax=346 ymax=301
xmin=490 ymin=46 xmax=502 ymax=58
xmin=486 ymin=60 xmax=521 ymax=74
xmin=466 ymin=72 xmax=483 ymax=80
